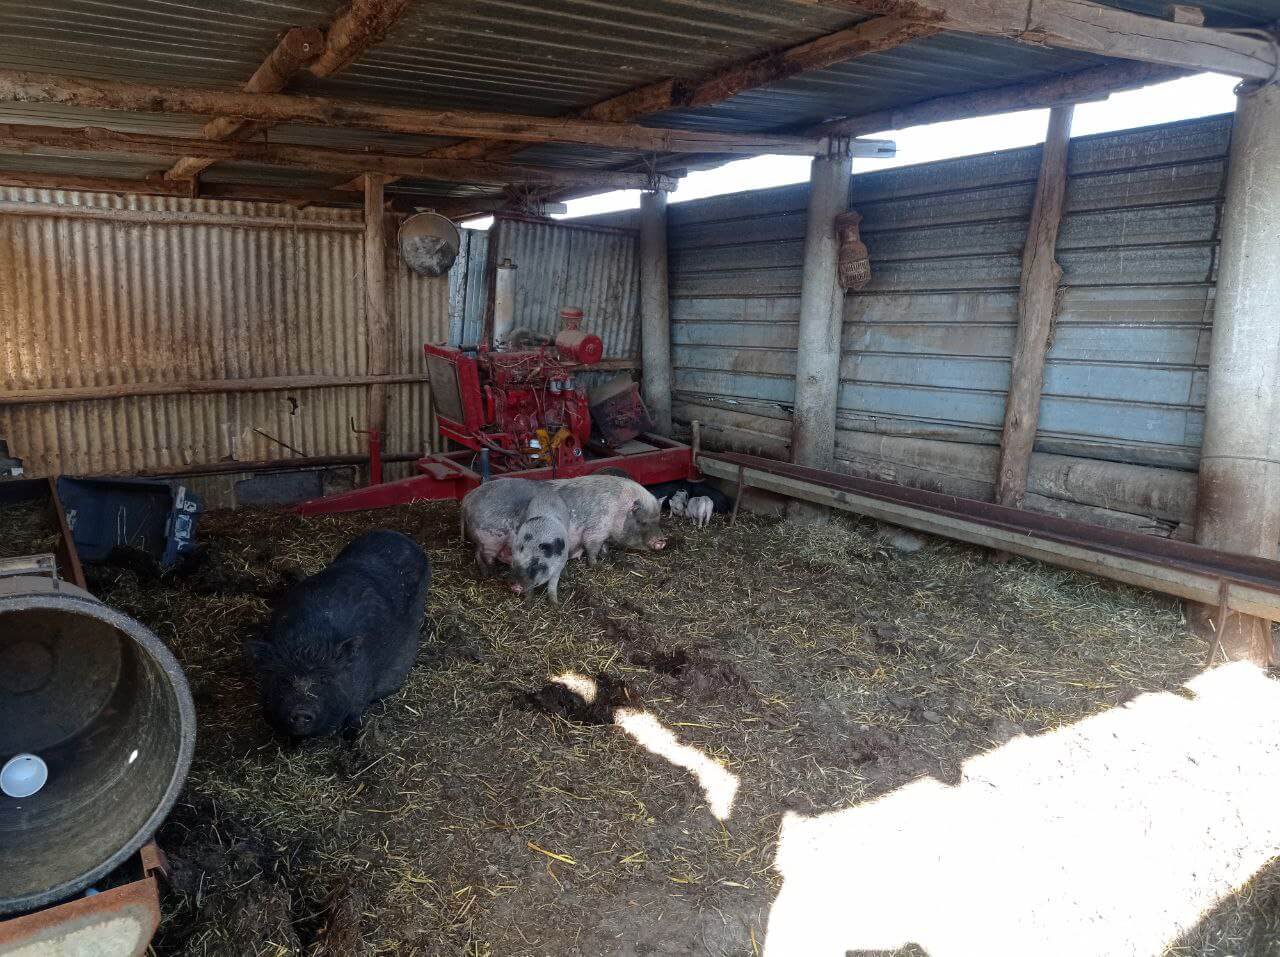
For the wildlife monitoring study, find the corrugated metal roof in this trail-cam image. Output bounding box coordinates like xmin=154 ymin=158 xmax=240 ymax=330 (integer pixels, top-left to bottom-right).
xmin=0 ymin=0 xmax=1273 ymax=193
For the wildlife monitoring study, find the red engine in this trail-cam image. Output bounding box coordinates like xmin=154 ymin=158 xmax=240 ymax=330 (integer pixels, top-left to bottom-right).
xmin=423 ymin=328 xmax=603 ymax=473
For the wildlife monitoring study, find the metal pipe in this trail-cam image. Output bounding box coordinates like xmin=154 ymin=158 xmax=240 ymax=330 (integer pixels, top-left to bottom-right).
xmin=639 ymin=190 xmax=673 ymax=434
xmin=1193 ymin=82 xmax=1280 ymax=664
xmin=492 ymin=258 xmax=517 ymax=349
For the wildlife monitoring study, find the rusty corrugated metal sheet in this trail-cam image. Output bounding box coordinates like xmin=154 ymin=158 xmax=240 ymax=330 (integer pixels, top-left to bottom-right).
xmin=0 ymin=186 xmax=448 ymax=476
xmin=480 ymin=216 xmax=640 ymax=361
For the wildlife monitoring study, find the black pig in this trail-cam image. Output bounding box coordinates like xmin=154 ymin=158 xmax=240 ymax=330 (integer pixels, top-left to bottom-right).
xmin=248 ymin=530 xmax=430 ymax=737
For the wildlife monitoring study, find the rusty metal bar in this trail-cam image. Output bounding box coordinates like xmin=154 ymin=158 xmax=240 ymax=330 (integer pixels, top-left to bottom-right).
xmin=699 ymin=450 xmax=1280 ymax=621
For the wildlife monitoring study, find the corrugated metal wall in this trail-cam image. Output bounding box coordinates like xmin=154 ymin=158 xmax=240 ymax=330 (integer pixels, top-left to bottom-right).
xmin=0 ymin=188 xmax=449 ymax=478
xmin=669 ymin=113 xmax=1231 ymax=532
xmin=463 ymin=216 xmax=641 ymax=360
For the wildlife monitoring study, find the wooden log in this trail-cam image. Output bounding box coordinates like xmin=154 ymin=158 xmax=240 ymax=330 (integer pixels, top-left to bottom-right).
xmin=0 ymin=70 xmax=821 ymax=156
xmin=813 ymin=60 xmax=1181 ymax=137
xmin=0 ymin=198 xmax=363 ymax=231
xmin=425 ymin=16 xmax=939 ymax=165
xmin=310 ymin=0 xmax=413 ymax=77
xmin=0 ymin=167 xmax=473 ymax=209
xmin=0 ymin=123 xmax=681 ymax=191
xmin=994 ymin=104 xmax=1075 ymax=510
xmin=364 ymin=174 xmax=391 ymax=440
xmin=782 ymin=0 xmax=1277 ymax=79
xmin=164 ymin=26 xmax=325 ymax=183
xmin=0 ymin=373 xmax=430 ymax=406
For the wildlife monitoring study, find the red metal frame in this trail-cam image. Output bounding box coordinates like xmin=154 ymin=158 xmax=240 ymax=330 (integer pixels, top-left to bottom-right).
xmin=296 ymin=433 xmax=695 ymax=516
xmin=298 ymin=333 xmax=694 ymax=516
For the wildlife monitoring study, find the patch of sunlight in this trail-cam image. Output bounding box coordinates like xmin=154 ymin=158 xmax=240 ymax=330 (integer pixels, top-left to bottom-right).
xmin=763 ymin=662 xmax=1280 ymax=957
xmin=551 ymin=672 xmax=740 ymax=821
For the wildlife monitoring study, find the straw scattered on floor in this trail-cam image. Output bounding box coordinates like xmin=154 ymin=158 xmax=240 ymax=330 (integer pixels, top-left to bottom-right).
xmin=51 ymin=500 xmax=1276 ymax=956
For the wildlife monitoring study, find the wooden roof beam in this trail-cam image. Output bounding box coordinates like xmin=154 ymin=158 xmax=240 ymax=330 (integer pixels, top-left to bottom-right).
xmin=165 ymin=0 xmax=412 ymax=183
xmin=309 ymin=0 xmax=413 ymax=78
xmin=506 ymin=59 xmax=1186 ymax=225
xmin=0 ymin=168 xmax=390 ymax=206
xmin=812 ymin=59 xmax=1185 ymax=136
xmin=422 ymin=15 xmax=941 ymax=165
xmin=783 ymin=0 xmax=1277 ymax=79
xmin=0 ymin=124 xmax=682 ymax=191
xmin=163 ymin=26 xmax=323 ymax=183
xmin=0 ymin=70 xmax=823 ymax=156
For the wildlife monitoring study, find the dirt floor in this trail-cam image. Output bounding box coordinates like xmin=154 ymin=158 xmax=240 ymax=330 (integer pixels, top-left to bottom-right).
xmin=6 ymin=494 xmax=1280 ymax=955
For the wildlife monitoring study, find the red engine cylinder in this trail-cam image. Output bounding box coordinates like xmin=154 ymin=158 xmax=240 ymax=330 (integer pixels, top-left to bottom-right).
xmin=555 ymin=329 xmax=604 ymax=365
xmin=555 ymin=307 xmax=603 ymax=364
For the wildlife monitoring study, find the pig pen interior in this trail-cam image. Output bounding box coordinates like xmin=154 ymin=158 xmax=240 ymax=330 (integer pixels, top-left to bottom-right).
xmin=16 ymin=497 xmax=1272 ymax=957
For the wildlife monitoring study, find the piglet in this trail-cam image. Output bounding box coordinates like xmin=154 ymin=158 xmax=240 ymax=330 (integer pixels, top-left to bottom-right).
xmin=510 ymin=487 xmax=572 ymax=603
xmin=686 ymin=495 xmax=714 ymax=528
xmin=668 ymin=489 xmax=689 ymax=517
xmin=248 ymin=530 xmax=430 ymax=738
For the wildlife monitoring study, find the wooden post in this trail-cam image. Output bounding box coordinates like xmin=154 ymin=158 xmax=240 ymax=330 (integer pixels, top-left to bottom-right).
xmin=994 ymin=104 xmax=1074 ymax=509
xmin=639 ymin=190 xmax=673 ymax=435
xmin=364 ymin=174 xmax=390 ymax=445
xmin=791 ymin=145 xmax=851 ymax=471
xmin=787 ymin=143 xmax=852 ymax=522
xmin=1190 ymin=81 xmax=1280 ymax=666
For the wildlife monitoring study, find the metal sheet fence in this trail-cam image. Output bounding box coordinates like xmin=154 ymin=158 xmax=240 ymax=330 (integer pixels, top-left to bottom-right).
xmin=0 ymin=188 xmax=449 ymax=477
xmin=668 ymin=113 xmax=1232 ymax=524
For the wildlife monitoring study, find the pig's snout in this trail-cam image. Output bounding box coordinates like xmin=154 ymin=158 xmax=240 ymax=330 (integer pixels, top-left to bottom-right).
xmin=647 ymin=536 xmax=667 ymax=550
xmin=289 ymin=707 xmax=317 ymax=734
xmin=510 ymin=582 xmax=526 ymax=594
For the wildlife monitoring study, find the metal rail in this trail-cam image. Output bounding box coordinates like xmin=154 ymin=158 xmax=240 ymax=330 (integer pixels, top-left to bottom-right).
xmin=699 ymin=451 xmax=1280 ymax=621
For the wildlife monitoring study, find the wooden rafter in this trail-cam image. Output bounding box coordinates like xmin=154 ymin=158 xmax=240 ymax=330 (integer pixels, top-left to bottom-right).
xmin=164 ymin=0 xmax=413 ymax=183
xmin=330 ymin=14 xmax=936 ymax=192
xmin=0 ymin=124 xmax=681 ymax=191
xmin=781 ymin=0 xmax=1277 ymax=79
xmin=0 ymin=168 xmax=482 ymax=208
xmin=811 ymin=59 xmax=1184 ymax=136
xmin=163 ymin=26 xmax=324 ymax=183
xmin=424 ymin=15 xmax=940 ymax=164
xmin=0 ymin=70 xmax=823 ymax=157
xmin=481 ymin=59 xmax=1185 ymax=224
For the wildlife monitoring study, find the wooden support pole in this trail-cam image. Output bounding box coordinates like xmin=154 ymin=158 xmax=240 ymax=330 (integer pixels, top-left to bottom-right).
xmin=164 ymin=27 xmax=324 ymax=183
xmin=639 ymin=190 xmax=673 ymax=436
xmin=364 ymin=173 xmax=391 ymax=442
xmin=0 ymin=70 xmax=821 ymax=157
xmin=0 ymin=123 xmax=680 ymax=191
xmin=791 ymin=146 xmax=851 ymax=473
xmin=994 ymin=104 xmax=1074 ymax=510
xmin=1190 ymin=81 xmax=1280 ymax=666
xmin=788 ymin=144 xmax=852 ymax=522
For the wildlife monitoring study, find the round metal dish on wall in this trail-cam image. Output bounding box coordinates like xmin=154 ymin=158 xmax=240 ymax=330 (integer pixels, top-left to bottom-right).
xmin=398 ymin=212 xmax=462 ymax=278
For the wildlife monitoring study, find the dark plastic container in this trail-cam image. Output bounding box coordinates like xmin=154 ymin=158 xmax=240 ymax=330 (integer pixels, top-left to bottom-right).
xmin=55 ymin=478 xmax=201 ymax=569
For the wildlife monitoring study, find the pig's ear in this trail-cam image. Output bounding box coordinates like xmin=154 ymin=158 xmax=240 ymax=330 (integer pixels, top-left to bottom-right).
xmin=656 ymin=496 xmax=668 ymax=510
xmin=245 ymin=639 xmax=276 ymax=671
xmin=334 ymin=635 xmax=359 ymax=664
